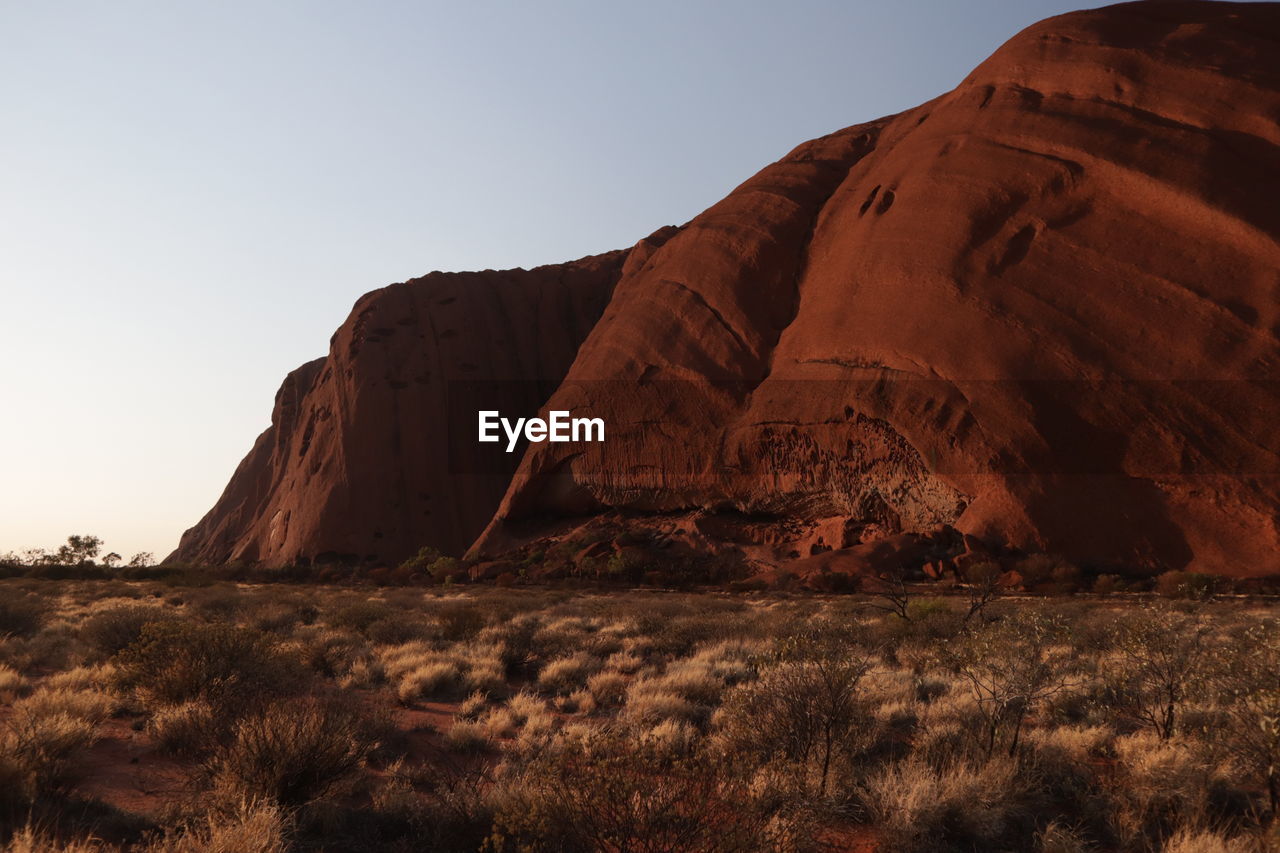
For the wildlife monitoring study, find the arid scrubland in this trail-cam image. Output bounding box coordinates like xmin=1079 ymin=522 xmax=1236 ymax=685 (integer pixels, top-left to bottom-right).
xmin=1 ymin=579 xmax=1279 ymax=852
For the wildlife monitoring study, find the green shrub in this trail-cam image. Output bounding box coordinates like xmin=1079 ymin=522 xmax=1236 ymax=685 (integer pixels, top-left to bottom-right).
xmin=399 ymin=545 xmax=443 ymax=574
xmin=428 ymin=557 xmax=464 ymax=584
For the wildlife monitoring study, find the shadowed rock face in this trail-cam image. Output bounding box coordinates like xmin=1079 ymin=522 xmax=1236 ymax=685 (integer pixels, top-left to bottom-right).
xmin=177 ymin=1 xmax=1280 ymax=574
xmin=170 ymin=250 xmax=633 ymax=566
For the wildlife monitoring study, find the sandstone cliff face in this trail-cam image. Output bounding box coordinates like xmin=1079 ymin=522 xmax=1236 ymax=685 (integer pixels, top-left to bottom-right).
xmin=475 ymin=1 xmax=1280 ymax=574
xmin=171 ymin=251 xmax=630 ymax=565
xmin=178 ymin=1 xmax=1280 ymax=575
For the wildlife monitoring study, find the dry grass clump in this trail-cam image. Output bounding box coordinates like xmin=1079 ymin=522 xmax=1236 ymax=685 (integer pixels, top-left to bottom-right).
xmin=1034 ymin=820 xmax=1091 ymax=853
xmin=603 ymin=649 xmax=646 ymax=674
xmin=458 ymin=690 xmax=490 ymax=720
xmin=652 ymin=658 xmax=727 ymax=704
xmin=459 ymin=648 xmax=507 ymax=697
xmin=396 ymin=660 xmax=461 ymax=703
xmin=1160 ymin=827 xmax=1254 ymax=853
xmin=1107 ymin=731 xmax=1240 ymax=848
xmin=43 ymin=664 xmax=113 ymax=693
xmin=0 ymin=620 xmax=83 ymax=675
xmin=621 ymin=681 xmax=701 ymax=726
xmin=248 ymin=601 xmax=309 ymax=635
xmin=380 ymin=641 xmax=506 ymax=703
xmin=640 ymin=718 xmax=699 ymax=757
xmin=0 ymin=662 xmax=31 ymax=701
xmin=475 ymin=612 xmax=542 ymax=676
xmin=554 ymin=689 xmax=596 ymax=715
xmin=328 ymin=599 xmax=392 ymax=634
xmin=863 ymin=757 xmax=1032 ymax=852
xmin=147 ymin=700 xmax=218 ymax=758
xmin=2 ymin=690 xmax=102 ymax=796
xmin=528 ymin=615 xmax=609 ymax=663
xmin=585 ymin=670 xmax=629 ymax=707
xmin=480 ymin=691 xmax=555 ymax=742
xmin=618 ymin=640 xmax=760 ymax=727
xmin=431 ymin=601 xmax=487 ymax=642
xmin=444 ymin=719 xmax=494 ymax=753
xmin=535 ymin=651 xmax=601 ymax=695
xmin=5 ymin=825 xmax=114 ymax=852
xmin=145 ymin=801 xmax=289 ymax=853
xmin=11 ymin=686 xmax=115 ymax=725
xmin=1025 ymin=724 xmax=1114 ymax=763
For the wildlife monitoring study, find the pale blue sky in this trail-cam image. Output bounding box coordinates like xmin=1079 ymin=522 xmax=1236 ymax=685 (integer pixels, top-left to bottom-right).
xmin=1 ymin=0 xmax=1129 ymax=559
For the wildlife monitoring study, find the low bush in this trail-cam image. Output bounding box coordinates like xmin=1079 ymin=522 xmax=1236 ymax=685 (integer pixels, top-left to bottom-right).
xmin=330 ymin=600 xmax=393 ymax=634
xmin=489 ymin=732 xmax=768 ymax=852
xmin=148 ymin=699 xmax=218 ymax=758
xmin=80 ymin=604 xmax=172 ymax=658
xmin=208 ymin=693 xmax=382 ymax=807
xmin=434 ymin=603 xmax=485 ymax=642
xmin=111 ymin=621 xmax=302 ymax=714
xmin=0 ymin=595 xmax=45 ymax=638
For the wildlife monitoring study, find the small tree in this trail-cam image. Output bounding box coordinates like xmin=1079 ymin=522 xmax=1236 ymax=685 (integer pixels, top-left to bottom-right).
xmin=1111 ymin=607 xmax=1211 ymax=740
xmin=399 ymin=545 xmax=442 ymax=575
xmin=715 ymin=623 xmax=875 ymax=796
xmin=54 ymin=534 xmax=102 ymax=566
xmin=942 ymin=611 xmax=1077 ymax=756
xmin=429 ymin=556 xmax=464 ymax=584
xmin=127 ymin=552 xmax=155 ymax=568
xmin=962 ymin=560 xmax=1003 ymax=623
xmin=865 ymin=567 xmax=912 ymax=620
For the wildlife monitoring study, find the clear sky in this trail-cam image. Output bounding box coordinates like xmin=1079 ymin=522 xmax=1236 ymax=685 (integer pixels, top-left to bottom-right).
xmin=1 ymin=0 xmax=1138 ymax=560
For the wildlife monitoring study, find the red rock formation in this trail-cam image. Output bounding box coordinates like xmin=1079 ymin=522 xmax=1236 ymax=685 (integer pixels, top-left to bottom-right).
xmin=172 ymin=358 xmax=326 ymax=566
xmin=178 ymin=1 xmax=1280 ymax=575
xmin=170 ymin=251 xmax=633 ymax=565
xmin=474 ymin=1 xmax=1280 ymax=575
